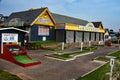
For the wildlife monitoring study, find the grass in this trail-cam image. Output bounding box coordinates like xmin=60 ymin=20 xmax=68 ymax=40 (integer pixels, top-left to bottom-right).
xmin=45 ymin=46 xmax=68 ymax=51
xmin=78 ymin=63 xmax=110 ymax=80
xmin=47 ymin=46 xmax=98 ymax=59
xmin=27 ymin=40 xmax=61 ymax=50
xmin=13 ymin=54 xmax=37 ymax=64
xmin=48 ymin=50 xmax=89 ymax=60
xmin=44 ymin=45 xmax=62 ymax=51
xmin=95 ymin=57 xmax=110 ymax=62
xmin=83 ymin=46 xmax=98 ymax=51
xmin=93 ymin=44 xmax=104 ymax=47
xmin=33 ymin=40 xmax=58 ymax=45
xmin=0 ymin=69 xmax=22 ymax=80
xmin=78 ymin=59 xmax=120 ymax=80
xmin=107 ymin=50 xmax=120 ymax=57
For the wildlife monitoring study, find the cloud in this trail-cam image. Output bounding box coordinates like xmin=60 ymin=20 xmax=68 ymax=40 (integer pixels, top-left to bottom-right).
xmin=65 ymin=0 xmax=77 ymax=3
xmin=0 ymin=0 xmax=120 ymax=31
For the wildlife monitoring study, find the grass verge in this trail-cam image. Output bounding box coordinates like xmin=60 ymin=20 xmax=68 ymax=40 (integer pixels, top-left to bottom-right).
xmin=47 ymin=46 xmax=97 ymax=60
xmin=83 ymin=46 xmax=98 ymax=51
xmin=78 ymin=59 xmax=120 ymax=80
xmin=107 ymin=50 xmax=120 ymax=57
xmin=0 ymin=69 xmax=22 ymax=80
xmin=78 ymin=57 xmax=120 ymax=80
xmin=95 ymin=57 xmax=110 ymax=62
xmin=33 ymin=40 xmax=58 ymax=45
xmin=47 ymin=50 xmax=90 ymax=60
xmin=78 ymin=63 xmax=110 ymax=80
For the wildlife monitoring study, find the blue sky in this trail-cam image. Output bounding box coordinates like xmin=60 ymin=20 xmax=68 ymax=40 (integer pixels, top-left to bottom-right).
xmin=0 ymin=0 xmax=120 ymax=31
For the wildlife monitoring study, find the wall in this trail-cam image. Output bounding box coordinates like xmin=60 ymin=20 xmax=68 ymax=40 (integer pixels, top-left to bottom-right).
xmin=56 ymin=30 xmax=65 ymax=42
xmin=91 ymin=32 xmax=95 ymax=41
xmin=30 ymin=25 xmax=55 ymax=41
xmin=84 ymin=32 xmax=90 ymax=42
xmin=75 ymin=31 xmax=83 ymax=42
xmin=96 ymin=33 xmax=99 ymax=41
xmin=66 ymin=30 xmax=74 ymax=43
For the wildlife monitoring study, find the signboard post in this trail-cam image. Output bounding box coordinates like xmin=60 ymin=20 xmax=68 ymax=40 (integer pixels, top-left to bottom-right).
xmin=1 ymin=33 xmax=18 ymax=54
xmin=109 ymin=57 xmax=115 ymax=80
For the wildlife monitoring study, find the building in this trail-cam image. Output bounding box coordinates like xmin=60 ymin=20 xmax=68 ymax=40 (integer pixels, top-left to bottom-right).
xmin=52 ymin=13 xmax=105 ymax=43
xmin=1 ymin=7 xmax=105 ymax=45
xmin=104 ymin=29 xmax=111 ymax=41
xmin=3 ymin=7 xmax=56 ymax=42
xmin=0 ymin=27 xmax=28 ymax=46
xmin=0 ymin=14 xmax=8 ymax=26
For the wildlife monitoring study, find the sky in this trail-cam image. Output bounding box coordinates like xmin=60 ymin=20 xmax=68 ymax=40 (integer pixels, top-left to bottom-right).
xmin=0 ymin=0 xmax=120 ymax=31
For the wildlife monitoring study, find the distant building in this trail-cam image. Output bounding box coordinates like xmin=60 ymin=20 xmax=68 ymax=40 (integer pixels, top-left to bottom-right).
xmin=104 ymin=29 xmax=111 ymax=41
xmin=0 ymin=14 xmax=8 ymax=26
xmin=109 ymin=29 xmax=118 ymax=40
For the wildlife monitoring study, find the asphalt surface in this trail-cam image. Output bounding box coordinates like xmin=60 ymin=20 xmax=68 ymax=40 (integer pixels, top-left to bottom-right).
xmin=0 ymin=46 xmax=119 ymax=80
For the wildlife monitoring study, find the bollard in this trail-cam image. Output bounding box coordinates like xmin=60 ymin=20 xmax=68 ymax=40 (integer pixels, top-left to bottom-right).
xmin=81 ymin=42 xmax=83 ymax=51
xmin=62 ymin=42 xmax=64 ymax=51
xmin=89 ymin=41 xmax=91 ymax=47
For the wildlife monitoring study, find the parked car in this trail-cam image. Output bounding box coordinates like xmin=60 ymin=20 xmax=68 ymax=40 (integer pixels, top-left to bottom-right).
xmin=105 ymin=41 xmax=112 ymax=46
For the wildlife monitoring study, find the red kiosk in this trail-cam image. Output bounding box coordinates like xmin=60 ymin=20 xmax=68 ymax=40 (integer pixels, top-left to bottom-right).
xmin=0 ymin=28 xmax=41 ymax=67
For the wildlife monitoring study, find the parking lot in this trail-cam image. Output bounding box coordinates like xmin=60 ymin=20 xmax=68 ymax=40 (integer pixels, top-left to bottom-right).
xmin=0 ymin=46 xmax=119 ymax=80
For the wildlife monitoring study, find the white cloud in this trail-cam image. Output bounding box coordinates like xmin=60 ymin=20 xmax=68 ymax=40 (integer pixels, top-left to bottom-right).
xmin=0 ymin=0 xmax=120 ymax=31
xmin=65 ymin=0 xmax=77 ymax=3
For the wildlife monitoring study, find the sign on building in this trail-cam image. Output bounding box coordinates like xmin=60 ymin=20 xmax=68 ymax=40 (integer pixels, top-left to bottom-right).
xmin=2 ymin=33 xmax=18 ymax=42
xmin=38 ymin=26 xmax=49 ymax=36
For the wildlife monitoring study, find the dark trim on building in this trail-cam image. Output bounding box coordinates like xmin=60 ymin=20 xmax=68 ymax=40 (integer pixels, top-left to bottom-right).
xmin=64 ymin=30 xmax=66 ymax=43
xmin=74 ymin=31 xmax=76 ymax=42
xmin=82 ymin=32 xmax=84 ymax=42
xmin=89 ymin=32 xmax=91 ymax=41
xmin=95 ymin=32 xmax=96 ymax=41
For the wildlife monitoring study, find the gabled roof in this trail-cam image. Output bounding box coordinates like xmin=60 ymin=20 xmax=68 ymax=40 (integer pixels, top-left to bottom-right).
xmin=92 ymin=22 xmax=102 ymax=28
xmin=52 ymin=13 xmax=88 ymax=26
xmin=0 ymin=27 xmax=29 ymax=33
xmin=105 ymin=28 xmax=109 ymax=33
xmin=5 ymin=7 xmax=47 ymax=25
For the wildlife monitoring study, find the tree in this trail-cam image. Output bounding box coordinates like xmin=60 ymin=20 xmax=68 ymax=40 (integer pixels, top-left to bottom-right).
xmin=0 ymin=14 xmax=3 ymax=22
xmin=109 ymin=29 xmax=114 ymax=34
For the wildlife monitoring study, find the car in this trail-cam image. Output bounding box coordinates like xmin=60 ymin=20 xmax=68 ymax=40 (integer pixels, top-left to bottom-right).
xmin=105 ymin=41 xmax=112 ymax=46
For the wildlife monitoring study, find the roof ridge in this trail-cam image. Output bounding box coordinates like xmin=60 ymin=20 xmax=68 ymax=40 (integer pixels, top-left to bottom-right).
xmin=92 ymin=21 xmax=102 ymax=23
xmin=12 ymin=7 xmax=47 ymax=14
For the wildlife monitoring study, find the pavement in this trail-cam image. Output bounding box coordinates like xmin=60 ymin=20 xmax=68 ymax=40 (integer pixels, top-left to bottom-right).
xmin=0 ymin=45 xmax=119 ymax=80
